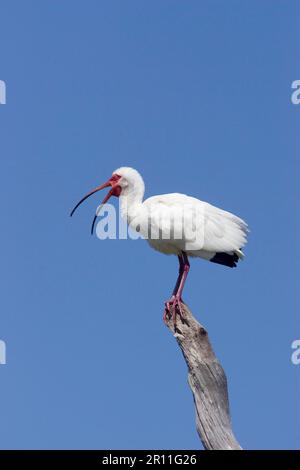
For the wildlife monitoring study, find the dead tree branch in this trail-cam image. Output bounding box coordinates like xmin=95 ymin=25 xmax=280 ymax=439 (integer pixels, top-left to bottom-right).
xmin=165 ymin=303 xmax=242 ymax=450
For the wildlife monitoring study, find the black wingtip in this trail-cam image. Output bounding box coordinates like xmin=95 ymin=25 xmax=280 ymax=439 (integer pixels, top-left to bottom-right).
xmin=210 ymin=252 xmax=239 ymax=268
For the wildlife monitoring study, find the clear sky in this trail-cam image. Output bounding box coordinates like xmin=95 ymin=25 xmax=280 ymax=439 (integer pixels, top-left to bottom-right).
xmin=0 ymin=0 xmax=299 ymax=450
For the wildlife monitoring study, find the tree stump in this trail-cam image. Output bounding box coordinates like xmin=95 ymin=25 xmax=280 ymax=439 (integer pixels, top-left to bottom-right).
xmin=165 ymin=303 xmax=242 ymax=450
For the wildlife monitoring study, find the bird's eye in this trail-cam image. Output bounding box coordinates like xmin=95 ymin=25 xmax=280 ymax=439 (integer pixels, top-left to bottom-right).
xmin=111 ymin=174 xmax=121 ymax=182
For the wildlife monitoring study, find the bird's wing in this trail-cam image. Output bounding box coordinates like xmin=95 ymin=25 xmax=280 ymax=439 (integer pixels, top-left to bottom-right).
xmin=143 ymin=193 xmax=248 ymax=253
xmin=199 ymin=202 xmax=248 ymax=253
xmin=141 ymin=194 xmax=189 ymax=246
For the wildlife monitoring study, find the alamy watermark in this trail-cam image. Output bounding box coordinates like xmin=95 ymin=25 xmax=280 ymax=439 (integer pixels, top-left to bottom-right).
xmin=0 ymin=80 xmax=6 ymax=104
xmin=291 ymin=80 xmax=300 ymax=105
xmin=0 ymin=340 xmax=6 ymax=365
xmin=92 ymin=200 xmax=218 ymax=250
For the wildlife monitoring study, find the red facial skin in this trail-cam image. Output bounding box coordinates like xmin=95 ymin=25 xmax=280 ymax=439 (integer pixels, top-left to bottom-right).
xmin=109 ymin=174 xmax=122 ymax=197
xmin=70 ymin=173 xmax=122 ymax=234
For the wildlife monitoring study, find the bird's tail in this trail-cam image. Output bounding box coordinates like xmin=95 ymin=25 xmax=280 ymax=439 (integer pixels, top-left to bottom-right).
xmin=210 ymin=249 xmax=244 ymax=268
xmin=235 ymin=249 xmax=245 ymax=260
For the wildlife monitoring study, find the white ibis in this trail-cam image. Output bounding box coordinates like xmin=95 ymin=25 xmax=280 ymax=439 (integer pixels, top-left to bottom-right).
xmin=71 ymin=167 xmax=248 ymax=327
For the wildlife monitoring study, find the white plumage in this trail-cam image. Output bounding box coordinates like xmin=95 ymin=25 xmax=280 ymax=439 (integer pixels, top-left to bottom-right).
xmin=71 ymin=166 xmax=249 ymax=326
xmin=114 ymin=167 xmax=248 ymax=265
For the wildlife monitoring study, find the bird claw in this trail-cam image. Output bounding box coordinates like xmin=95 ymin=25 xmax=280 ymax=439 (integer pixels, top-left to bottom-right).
xmin=163 ymin=295 xmax=185 ymax=330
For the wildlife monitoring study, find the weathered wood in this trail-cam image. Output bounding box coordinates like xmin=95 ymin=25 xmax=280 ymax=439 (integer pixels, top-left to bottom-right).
xmin=165 ymin=303 xmax=242 ymax=450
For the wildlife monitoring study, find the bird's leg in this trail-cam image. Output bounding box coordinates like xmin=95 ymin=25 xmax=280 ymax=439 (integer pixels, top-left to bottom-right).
xmin=163 ymin=255 xmax=184 ymax=323
xmin=176 ymin=251 xmax=190 ymax=302
xmin=163 ymin=253 xmax=190 ymax=329
xmin=171 ymin=253 xmax=190 ymax=327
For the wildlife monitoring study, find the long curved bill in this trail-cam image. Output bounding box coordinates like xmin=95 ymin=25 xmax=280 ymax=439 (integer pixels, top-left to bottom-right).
xmin=70 ymin=180 xmax=114 ymax=235
xmin=90 ymin=188 xmax=114 ymax=235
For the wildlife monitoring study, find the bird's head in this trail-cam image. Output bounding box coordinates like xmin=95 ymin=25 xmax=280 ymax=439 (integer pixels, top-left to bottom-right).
xmin=70 ymin=167 xmax=144 ymax=234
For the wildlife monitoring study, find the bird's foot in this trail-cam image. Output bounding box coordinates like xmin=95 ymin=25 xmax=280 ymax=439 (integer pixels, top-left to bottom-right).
xmin=163 ymin=295 xmax=186 ymax=330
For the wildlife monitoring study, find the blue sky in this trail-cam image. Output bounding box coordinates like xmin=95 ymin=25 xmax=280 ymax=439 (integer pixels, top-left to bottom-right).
xmin=0 ymin=1 xmax=299 ymax=450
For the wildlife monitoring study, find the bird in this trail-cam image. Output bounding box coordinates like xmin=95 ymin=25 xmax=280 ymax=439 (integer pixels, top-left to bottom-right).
xmin=70 ymin=167 xmax=248 ymax=327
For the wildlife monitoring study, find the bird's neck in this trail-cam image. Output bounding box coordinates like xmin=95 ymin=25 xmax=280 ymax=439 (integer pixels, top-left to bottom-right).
xmin=119 ymin=185 xmax=144 ymax=223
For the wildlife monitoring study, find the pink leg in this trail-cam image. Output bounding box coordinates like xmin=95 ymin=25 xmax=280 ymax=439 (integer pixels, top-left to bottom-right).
xmin=163 ymin=252 xmax=190 ymax=329
xmin=163 ymin=255 xmax=184 ymax=324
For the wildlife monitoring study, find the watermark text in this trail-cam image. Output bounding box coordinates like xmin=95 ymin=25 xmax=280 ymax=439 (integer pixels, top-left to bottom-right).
xmin=291 ymin=339 xmax=300 ymax=365
xmin=0 ymin=340 xmax=6 ymax=365
xmin=94 ymin=202 xmax=209 ymax=250
xmin=0 ymin=80 xmax=6 ymax=104
xmin=291 ymin=80 xmax=300 ymax=105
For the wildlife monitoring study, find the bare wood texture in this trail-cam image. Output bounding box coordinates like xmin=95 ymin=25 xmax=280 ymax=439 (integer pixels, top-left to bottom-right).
xmin=165 ymin=303 xmax=242 ymax=450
